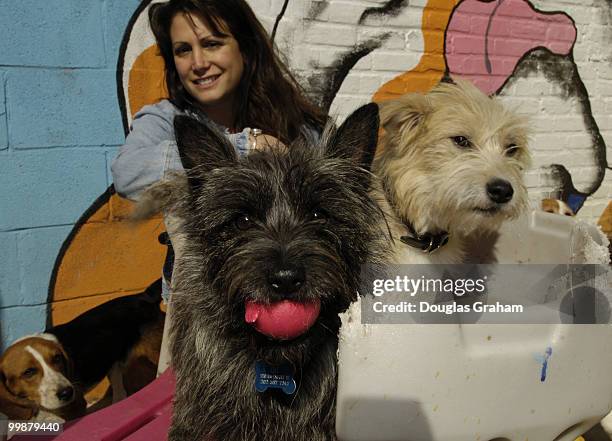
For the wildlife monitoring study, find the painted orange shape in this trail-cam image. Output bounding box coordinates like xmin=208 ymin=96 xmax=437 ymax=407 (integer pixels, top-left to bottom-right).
xmin=50 ymin=192 xmax=166 ymax=326
xmin=373 ymin=0 xmax=460 ymax=103
xmin=128 ymin=44 xmax=168 ymax=119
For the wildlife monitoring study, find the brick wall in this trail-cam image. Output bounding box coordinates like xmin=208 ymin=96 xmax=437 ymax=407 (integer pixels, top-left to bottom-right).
xmin=0 ymin=0 xmax=610 ymax=349
xmin=0 ymin=0 xmax=140 ymax=348
xmin=265 ymin=0 xmax=612 ymax=220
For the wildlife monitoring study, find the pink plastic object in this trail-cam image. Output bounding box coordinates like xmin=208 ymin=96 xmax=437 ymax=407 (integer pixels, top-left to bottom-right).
xmin=13 ymin=370 xmax=175 ymax=441
xmin=245 ymin=299 xmax=321 ymax=340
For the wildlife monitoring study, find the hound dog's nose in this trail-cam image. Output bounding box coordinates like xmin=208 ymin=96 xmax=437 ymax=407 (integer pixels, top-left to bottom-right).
xmin=268 ymin=266 xmax=306 ymax=295
xmin=486 ymin=178 xmax=514 ymax=204
xmin=57 ymin=386 xmax=74 ymax=402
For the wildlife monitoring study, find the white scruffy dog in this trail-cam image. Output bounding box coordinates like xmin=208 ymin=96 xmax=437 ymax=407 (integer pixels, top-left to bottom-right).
xmin=374 ymin=79 xmax=531 ymax=264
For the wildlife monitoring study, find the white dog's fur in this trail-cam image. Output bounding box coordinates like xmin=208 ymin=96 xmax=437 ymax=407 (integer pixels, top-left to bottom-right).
xmin=374 ymin=79 xmax=531 ymax=264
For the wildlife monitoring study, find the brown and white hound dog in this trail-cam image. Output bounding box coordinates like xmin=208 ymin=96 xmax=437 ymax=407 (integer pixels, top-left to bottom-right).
xmin=0 ymin=333 xmax=85 ymax=421
xmin=0 ymin=279 xmax=164 ymax=422
xmin=541 ymin=198 xmax=575 ymax=216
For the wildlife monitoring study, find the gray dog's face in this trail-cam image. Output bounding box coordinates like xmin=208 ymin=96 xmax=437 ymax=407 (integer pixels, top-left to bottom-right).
xmin=172 ymin=106 xmax=382 ymax=364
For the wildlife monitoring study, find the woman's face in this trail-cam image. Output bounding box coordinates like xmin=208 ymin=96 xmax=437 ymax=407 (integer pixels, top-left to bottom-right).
xmin=170 ymin=12 xmax=244 ymax=118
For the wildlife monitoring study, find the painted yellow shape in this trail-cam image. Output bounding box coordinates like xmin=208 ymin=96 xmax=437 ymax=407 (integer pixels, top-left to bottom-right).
xmin=598 ymin=201 xmax=612 ymax=239
xmin=373 ymin=0 xmax=460 ymax=102
xmin=51 ymin=41 xmax=171 ymax=326
xmin=48 ymin=26 xmax=173 ymax=404
xmin=128 ymin=44 xmax=168 ymax=117
xmin=51 ymin=193 xmax=165 ymax=326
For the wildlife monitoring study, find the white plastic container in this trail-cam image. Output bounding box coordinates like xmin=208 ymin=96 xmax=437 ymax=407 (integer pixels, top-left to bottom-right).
xmin=336 ymin=211 xmax=612 ymax=441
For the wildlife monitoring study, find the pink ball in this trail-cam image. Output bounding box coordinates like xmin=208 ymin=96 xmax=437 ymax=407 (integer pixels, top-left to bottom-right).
xmin=245 ymin=299 xmax=321 ymax=340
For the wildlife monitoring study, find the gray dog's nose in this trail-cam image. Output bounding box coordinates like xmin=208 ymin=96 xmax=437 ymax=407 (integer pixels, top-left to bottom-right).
xmin=486 ymin=178 xmax=514 ymax=204
xmin=268 ymin=267 xmax=305 ymax=295
xmin=57 ymin=386 xmax=74 ymax=402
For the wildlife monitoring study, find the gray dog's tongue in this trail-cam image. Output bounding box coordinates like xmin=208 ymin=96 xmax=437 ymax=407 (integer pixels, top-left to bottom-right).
xmin=245 ymin=299 xmax=321 ymax=340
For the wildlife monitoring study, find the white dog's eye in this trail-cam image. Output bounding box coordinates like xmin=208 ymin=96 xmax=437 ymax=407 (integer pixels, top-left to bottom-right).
xmin=451 ymin=136 xmax=471 ymax=149
xmin=505 ymin=144 xmax=519 ymax=156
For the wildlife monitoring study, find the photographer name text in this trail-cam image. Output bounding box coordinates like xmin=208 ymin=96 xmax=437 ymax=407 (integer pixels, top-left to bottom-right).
xmin=372 ymin=301 xmax=523 ymax=315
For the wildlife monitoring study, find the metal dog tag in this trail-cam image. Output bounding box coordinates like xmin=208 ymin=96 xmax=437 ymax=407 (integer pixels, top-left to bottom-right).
xmin=254 ymin=361 xmax=297 ymax=395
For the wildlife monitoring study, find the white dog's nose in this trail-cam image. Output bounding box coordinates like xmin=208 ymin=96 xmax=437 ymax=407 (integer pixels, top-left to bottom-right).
xmin=486 ymin=178 xmax=514 ymax=204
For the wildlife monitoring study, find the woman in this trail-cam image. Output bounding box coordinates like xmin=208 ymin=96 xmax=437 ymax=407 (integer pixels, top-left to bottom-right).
xmin=111 ymin=0 xmax=325 ymax=200
xmin=111 ymin=0 xmax=326 ymax=314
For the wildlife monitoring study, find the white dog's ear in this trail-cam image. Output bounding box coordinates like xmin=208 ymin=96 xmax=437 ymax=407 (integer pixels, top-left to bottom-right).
xmin=379 ymin=93 xmax=431 ymax=139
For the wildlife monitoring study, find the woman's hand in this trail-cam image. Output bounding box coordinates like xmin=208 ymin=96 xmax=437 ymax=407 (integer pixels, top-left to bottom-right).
xmin=249 ymin=132 xmax=286 ymax=151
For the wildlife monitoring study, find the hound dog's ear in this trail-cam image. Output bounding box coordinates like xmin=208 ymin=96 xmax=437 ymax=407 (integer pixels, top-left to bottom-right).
xmin=57 ymin=343 xmax=74 ymax=379
xmin=0 ymin=366 xmax=38 ymax=420
xmin=174 ymin=115 xmax=238 ymax=191
xmin=327 ymin=103 xmax=380 ymax=172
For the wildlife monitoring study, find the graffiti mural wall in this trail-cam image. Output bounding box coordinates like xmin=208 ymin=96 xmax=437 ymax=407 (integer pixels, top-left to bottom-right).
xmin=0 ymin=0 xmax=610 ymax=349
xmin=270 ymin=0 xmax=611 ymax=215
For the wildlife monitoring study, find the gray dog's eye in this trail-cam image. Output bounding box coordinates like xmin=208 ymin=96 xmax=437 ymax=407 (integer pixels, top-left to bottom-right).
xmin=310 ymin=209 xmax=327 ymax=222
xmin=505 ymin=144 xmax=519 ymax=157
xmin=235 ymin=214 xmax=254 ymax=230
xmin=451 ymin=136 xmax=471 ymax=149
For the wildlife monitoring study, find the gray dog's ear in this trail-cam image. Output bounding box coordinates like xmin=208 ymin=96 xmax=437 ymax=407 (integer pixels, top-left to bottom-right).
xmin=174 ymin=115 xmax=238 ymax=179
xmin=379 ymin=93 xmax=430 ymax=140
xmin=327 ymin=103 xmax=379 ymax=171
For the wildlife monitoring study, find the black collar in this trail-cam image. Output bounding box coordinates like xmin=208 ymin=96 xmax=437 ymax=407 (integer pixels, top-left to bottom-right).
xmin=399 ymin=223 xmax=449 ymax=253
xmin=382 ymin=179 xmax=450 ymax=254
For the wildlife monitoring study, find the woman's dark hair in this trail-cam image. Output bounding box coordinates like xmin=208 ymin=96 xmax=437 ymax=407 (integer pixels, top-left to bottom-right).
xmin=149 ymin=0 xmax=326 ymax=142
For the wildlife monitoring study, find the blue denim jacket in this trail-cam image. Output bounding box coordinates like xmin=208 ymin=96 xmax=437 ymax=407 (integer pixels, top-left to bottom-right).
xmin=111 ymin=99 xmax=251 ymax=201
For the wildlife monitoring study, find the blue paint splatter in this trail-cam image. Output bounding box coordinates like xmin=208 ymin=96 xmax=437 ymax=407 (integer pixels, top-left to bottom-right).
xmin=567 ymin=194 xmax=586 ymax=214
xmin=540 ymin=347 xmax=553 ymax=382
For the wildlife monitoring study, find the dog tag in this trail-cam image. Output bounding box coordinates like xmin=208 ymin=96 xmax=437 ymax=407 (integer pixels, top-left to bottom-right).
xmin=254 ymin=361 xmax=297 ymax=395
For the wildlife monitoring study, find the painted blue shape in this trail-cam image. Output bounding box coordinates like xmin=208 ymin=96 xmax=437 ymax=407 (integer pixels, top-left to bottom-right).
xmin=0 ymin=232 xmax=19 ymax=308
xmin=255 ymin=361 xmax=297 ymax=395
xmin=0 ymin=71 xmax=6 ymax=151
xmin=539 ymin=346 xmax=553 ymax=382
xmin=0 ymin=150 xmax=108 ymax=231
xmin=103 ymin=0 xmax=144 ymax=64
xmin=17 ymin=226 xmax=73 ymax=306
xmin=0 ymin=0 xmax=105 ymax=68
xmin=567 ymin=194 xmax=586 ymax=214
xmin=0 ymin=305 xmax=47 ymax=352
xmin=106 ymin=149 xmax=119 ymax=187
xmin=0 ymin=116 xmax=6 ymax=151
xmin=7 ymin=68 xmax=125 ymax=148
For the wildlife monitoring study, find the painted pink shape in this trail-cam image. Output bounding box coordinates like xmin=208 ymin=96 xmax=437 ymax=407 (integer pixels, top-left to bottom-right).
xmin=445 ymin=0 xmax=576 ymax=95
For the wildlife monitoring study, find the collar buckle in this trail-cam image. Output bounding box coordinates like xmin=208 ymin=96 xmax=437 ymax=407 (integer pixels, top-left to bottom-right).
xmin=400 ymin=231 xmax=449 ymax=254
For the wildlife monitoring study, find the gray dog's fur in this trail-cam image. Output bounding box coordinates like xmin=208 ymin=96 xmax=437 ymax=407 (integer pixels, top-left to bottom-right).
xmin=138 ymin=104 xmax=385 ymax=441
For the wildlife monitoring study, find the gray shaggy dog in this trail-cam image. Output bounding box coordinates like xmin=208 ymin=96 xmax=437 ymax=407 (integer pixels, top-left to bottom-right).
xmin=139 ymin=104 xmax=385 ymax=441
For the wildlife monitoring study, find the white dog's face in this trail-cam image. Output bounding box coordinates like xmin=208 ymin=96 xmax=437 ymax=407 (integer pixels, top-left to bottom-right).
xmin=377 ymin=80 xmax=531 ymax=236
